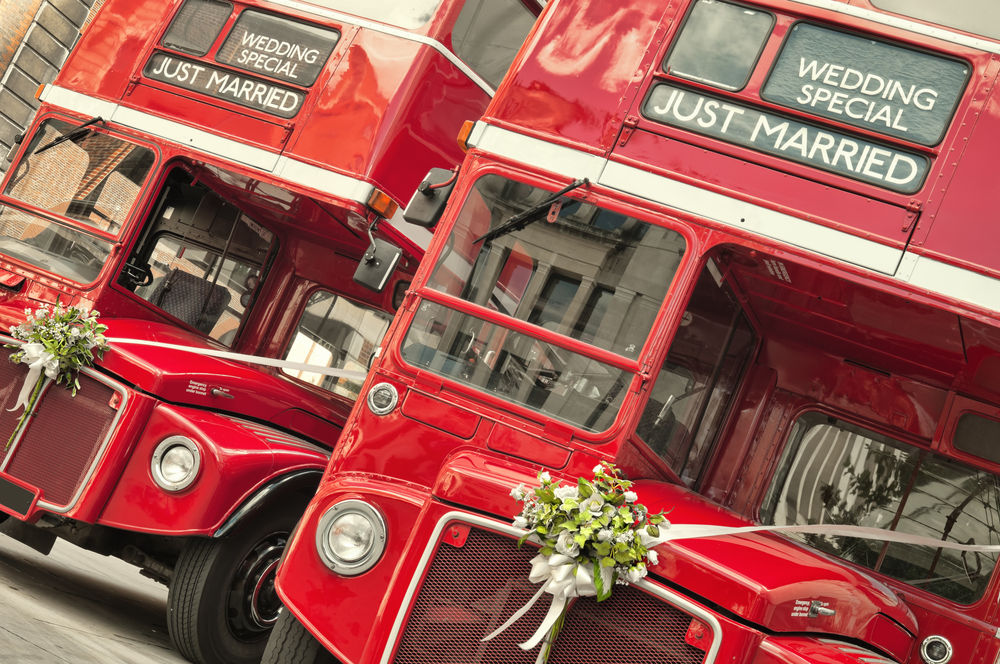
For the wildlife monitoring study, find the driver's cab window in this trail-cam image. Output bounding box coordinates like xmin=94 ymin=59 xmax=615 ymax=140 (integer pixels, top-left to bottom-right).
xmin=281 ymin=291 xmax=393 ymax=400
xmin=117 ymin=169 xmax=274 ymax=346
xmin=637 ymin=261 xmax=755 ymax=486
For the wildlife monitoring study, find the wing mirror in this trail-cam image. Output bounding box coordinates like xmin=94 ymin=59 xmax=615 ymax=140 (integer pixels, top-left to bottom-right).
xmin=402 ymin=168 xmax=458 ymax=229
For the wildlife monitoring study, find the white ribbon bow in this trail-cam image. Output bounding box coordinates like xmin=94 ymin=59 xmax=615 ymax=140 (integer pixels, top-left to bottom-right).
xmin=9 ymin=343 xmax=58 ymax=412
xmin=481 ymin=553 xmax=611 ymax=663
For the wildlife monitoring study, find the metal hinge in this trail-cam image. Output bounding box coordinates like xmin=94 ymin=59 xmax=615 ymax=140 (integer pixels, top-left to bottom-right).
xmin=618 ymin=115 xmax=640 ymax=148
xmin=902 ymin=199 xmax=923 ymax=232
xmin=282 ymin=122 xmax=295 ymax=145
xmin=126 ymin=75 xmax=140 ymax=96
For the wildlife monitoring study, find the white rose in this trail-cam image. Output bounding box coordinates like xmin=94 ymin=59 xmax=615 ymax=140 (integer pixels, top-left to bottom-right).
xmin=555 ymin=531 xmax=580 ymax=557
xmin=553 ymin=485 xmax=579 ymax=501
xmin=580 ymin=493 xmax=605 ymax=515
xmin=624 ymin=491 xmax=638 ymax=503
xmin=626 ymin=564 xmax=647 ymax=583
xmin=597 ymin=529 xmax=612 ymax=542
xmin=593 ymin=464 xmax=604 ymax=474
xmin=540 ymin=471 xmax=551 ymax=482
xmin=510 ymin=484 xmax=526 ymax=500
xmin=513 ymin=516 xmax=528 ymax=529
xmin=647 ymin=550 xmax=659 ymax=565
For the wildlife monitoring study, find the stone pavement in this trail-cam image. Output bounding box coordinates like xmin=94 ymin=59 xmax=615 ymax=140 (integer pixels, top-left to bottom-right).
xmin=0 ymin=534 xmax=188 ymax=663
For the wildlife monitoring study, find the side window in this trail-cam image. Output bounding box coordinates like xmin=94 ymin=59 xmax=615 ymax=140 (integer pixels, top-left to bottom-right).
xmin=636 ymin=264 xmax=755 ymax=486
xmin=118 ymin=169 xmax=274 ymax=346
xmin=761 ymin=413 xmax=1000 ymax=604
xmin=162 ymin=0 xmax=233 ymax=56
xmin=451 ymin=0 xmax=537 ymax=88
xmin=282 ymin=291 xmax=393 ymax=400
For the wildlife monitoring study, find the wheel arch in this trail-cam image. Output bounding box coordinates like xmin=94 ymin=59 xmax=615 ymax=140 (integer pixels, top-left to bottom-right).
xmin=213 ymin=469 xmax=323 ymax=540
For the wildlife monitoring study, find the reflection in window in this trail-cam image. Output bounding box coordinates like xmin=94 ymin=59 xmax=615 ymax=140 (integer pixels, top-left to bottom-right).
xmin=163 ymin=0 xmax=232 ymax=55
xmin=636 ymin=263 xmax=754 ymax=486
xmin=428 ymin=174 xmax=685 ymax=361
xmin=6 ymin=119 xmax=155 ymax=236
xmin=954 ymin=413 xmax=1000 ymax=466
xmin=0 ymin=205 xmax=112 ymax=284
xmin=665 ymin=0 xmax=773 ymax=91
xmin=452 ymin=0 xmax=538 ymax=88
xmin=283 ymin=291 xmax=392 ymax=400
xmin=401 ymin=301 xmax=629 ymax=432
xmin=761 ymin=413 xmax=1000 ymax=604
xmin=872 ymin=0 xmax=1000 ymax=41
xmin=304 ymin=0 xmax=442 ymax=30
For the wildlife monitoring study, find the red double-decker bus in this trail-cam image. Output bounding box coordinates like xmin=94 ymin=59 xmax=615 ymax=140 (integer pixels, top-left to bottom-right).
xmin=267 ymin=1 xmax=1000 ymax=664
xmin=0 ymin=0 xmax=542 ymax=662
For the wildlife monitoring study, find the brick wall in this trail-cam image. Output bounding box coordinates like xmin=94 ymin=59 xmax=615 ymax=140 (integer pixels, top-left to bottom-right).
xmin=0 ymin=0 xmax=98 ymax=172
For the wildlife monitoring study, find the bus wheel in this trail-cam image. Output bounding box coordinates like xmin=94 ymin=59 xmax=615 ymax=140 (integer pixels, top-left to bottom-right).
xmin=262 ymin=609 xmax=337 ymax=664
xmin=167 ymin=505 xmax=301 ymax=664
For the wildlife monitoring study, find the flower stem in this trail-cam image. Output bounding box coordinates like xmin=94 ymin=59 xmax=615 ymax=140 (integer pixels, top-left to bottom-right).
xmin=6 ymin=375 xmax=45 ymax=450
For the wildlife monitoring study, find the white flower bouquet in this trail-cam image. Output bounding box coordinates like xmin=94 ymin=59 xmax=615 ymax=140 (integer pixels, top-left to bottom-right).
xmin=6 ymin=304 xmax=109 ymax=448
xmin=486 ymin=462 xmax=668 ymax=663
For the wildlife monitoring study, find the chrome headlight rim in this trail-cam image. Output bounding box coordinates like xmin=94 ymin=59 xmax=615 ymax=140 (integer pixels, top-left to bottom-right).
xmin=150 ymin=436 xmax=201 ymax=492
xmin=920 ymin=636 xmax=953 ymax=664
xmin=366 ymin=382 xmax=398 ymax=415
xmin=315 ymin=499 xmax=387 ymax=576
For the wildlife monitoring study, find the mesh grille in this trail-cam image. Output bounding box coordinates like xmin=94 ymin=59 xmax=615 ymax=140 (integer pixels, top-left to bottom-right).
xmin=393 ymin=527 xmax=710 ymax=664
xmin=7 ymin=375 xmax=117 ymax=506
xmin=0 ymin=347 xmax=30 ymax=445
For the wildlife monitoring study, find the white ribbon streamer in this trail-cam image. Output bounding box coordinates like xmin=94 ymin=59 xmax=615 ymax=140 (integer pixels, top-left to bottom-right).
xmin=109 ymin=339 xmax=367 ymax=380
xmin=9 ymin=343 xmax=58 ymax=412
xmin=488 ymin=520 xmax=1000 ymax=656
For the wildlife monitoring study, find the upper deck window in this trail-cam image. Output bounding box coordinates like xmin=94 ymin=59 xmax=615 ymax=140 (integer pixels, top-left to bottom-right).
xmin=399 ymin=174 xmax=686 ymax=433
xmin=452 ymin=0 xmax=538 ymax=89
xmin=761 ymin=413 xmax=1000 ymax=604
xmin=762 ymin=23 xmax=969 ymax=146
xmin=872 ymin=0 xmax=1000 ymax=42
xmin=666 ymin=0 xmax=774 ymax=91
xmin=298 ymin=0 xmax=442 ymax=30
xmin=282 ymin=291 xmax=393 ymax=400
xmin=217 ymin=11 xmax=340 ymax=87
xmin=954 ymin=413 xmax=1000 ymax=465
xmin=163 ymin=0 xmax=233 ymax=56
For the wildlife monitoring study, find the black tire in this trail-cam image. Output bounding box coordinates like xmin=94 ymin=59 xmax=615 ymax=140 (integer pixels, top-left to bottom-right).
xmin=167 ymin=502 xmax=305 ymax=664
xmin=262 ymin=609 xmax=336 ymax=664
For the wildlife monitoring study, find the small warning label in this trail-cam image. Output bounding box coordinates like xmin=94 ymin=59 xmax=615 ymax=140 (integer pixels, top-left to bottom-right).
xmin=186 ymin=381 xmax=208 ymax=396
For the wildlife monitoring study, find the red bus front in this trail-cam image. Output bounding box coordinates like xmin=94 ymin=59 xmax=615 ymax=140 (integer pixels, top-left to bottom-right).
xmin=271 ymin=1 xmax=1000 ymax=663
xmin=0 ymin=0 xmax=543 ymax=663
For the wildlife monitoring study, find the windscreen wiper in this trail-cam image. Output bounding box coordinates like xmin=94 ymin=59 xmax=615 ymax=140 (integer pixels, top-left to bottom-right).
xmin=34 ymin=116 xmax=105 ymax=155
xmin=473 ymin=177 xmax=589 ymax=246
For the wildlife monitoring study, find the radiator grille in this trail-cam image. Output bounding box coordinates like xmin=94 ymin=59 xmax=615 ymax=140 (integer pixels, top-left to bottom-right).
xmin=393 ymin=527 xmax=711 ymax=664
xmin=0 ymin=346 xmax=30 ymax=445
xmin=7 ymin=375 xmax=117 ymax=506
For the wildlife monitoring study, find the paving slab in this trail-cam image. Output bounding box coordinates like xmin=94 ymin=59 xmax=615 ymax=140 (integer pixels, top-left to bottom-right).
xmin=0 ymin=533 xmax=188 ymax=664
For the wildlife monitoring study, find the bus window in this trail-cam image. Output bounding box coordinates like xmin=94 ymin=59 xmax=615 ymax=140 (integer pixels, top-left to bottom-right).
xmin=118 ymin=169 xmax=275 ymax=345
xmin=452 ymin=0 xmax=539 ymax=88
xmin=636 ymin=264 xmax=755 ymax=486
xmin=665 ymin=0 xmax=774 ymax=91
xmin=282 ymin=291 xmax=393 ymax=400
xmin=162 ymin=0 xmax=233 ymax=56
xmin=761 ymin=413 xmax=1000 ymax=604
xmin=5 ymin=119 xmax=155 ymax=234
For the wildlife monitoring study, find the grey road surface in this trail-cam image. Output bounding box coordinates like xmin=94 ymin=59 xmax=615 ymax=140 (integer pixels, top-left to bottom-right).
xmin=0 ymin=534 xmax=188 ymax=664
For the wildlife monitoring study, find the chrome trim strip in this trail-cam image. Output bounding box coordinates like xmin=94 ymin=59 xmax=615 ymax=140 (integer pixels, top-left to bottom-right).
xmin=472 ymin=123 xmax=902 ymax=275
xmin=379 ymin=510 xmax=722 ymax=664
xmin=261 ymin=0 xmax=495 ymax=95
xmin=895 ymin=251 xmax=1000 ymax=314
xmin=787 ymin=0 xmax=1000 ymax=55
xmin=599 ymin=159 xmax=903 ymax=275
xmin=38 ymin=85 xmax=380 ymax=208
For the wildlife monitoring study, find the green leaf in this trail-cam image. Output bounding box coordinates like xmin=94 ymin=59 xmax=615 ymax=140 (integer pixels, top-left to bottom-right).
xmin=646 ymin=524 xmax=660 ymax=538
xmin=601 ymin=556 xmax=616 ymax=568
xmin=573 ymin=534 xmax=588 ymax=547
xmin=536 ymin=525 xmax=548 ymax=535
xmin=650 ymin=514 xmax=666 ymax=524
xmin=540 ymin=546 xmax=554 ymax=556
xmin=594 ymin=542 xmax=611 ymax=556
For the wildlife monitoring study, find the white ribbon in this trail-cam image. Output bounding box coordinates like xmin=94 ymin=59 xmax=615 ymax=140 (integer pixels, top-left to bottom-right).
xmin=9 ymin=343 xmax=58 ymax=412
xmin=487 ymin=520 xmax=1000 ymax=658
xmin=109 ymin=339 xmax=367 ymax=380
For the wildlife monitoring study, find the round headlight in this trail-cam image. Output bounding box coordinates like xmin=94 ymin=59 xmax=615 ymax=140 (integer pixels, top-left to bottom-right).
xmin=920 ymin=636 xmax=952 ymax=664
xmin=367 ymin=382 xmax=398 ymax=415
xmin=151 ymin=436 xmax=201 ymax=492
xmin=316 ymin=500 xmax=386 ymax=576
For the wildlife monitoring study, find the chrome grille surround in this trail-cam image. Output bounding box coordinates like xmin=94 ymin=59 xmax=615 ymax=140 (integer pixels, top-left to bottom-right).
xmin=381 ymin=511 xmax=722 ymax=664
xmin=0 ymin=337 xmax=128 ymax=512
